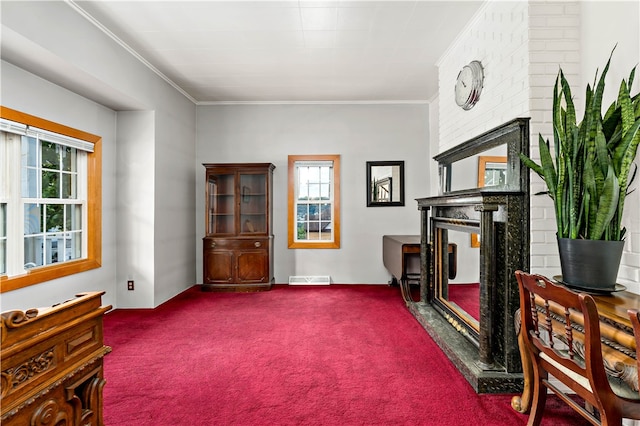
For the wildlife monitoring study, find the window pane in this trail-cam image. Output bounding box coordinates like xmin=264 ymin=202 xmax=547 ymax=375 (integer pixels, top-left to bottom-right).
xmin=66 ymin=204 xmax=82 ymax=231
xmin=46 ymin=204 xmax=64 ymax=231
xmin=24 ymin=203 xmax=43 ymax=234
xmin=296 ymin=204 xmax=308 ymax=219
xmin=0 ymin=239 xmax=5 ymax=274
xmin=61 ymin=146 xmax=75 ymax=171
xmin=61 ymin=172 xmax=76 ymax=198
xmin=298 ymin=167 xmax=308 ymax=185
xmin=22 ymin=167 xmax=38 ymax=198
xmin=308 ymin=183 xmax=320 ymax=199
xmin=296 ymin=221 xmax=307 ymax=240
xmin=0 ymin=204 xmax=5 ymax=275
xmin=41 ymin=141 xmax=60 ymax=169
xmin=320 ymin=166 xmax=330 ymax=182
xmin=297 ymin=181 xmax=308 ymax=200
xmin=42 ymin=171 xmax=60 ymax=198
xmin=320 ymin=183 xmax=330 ymax=199
xmin=24 ymin=235 xmax=44 ymax=268
xmin=22 ymin=136 xmax=37 ymax=167
xmin=0 ymin=204 xmax=5 ymax=238
xmin=308 ymin=166 xmax=320 ymax=183
xmin=320 ymin=203 xmax=331 ymax=220
xmin=67 ymin=231 xmax=82 ymax=260
xmin=46 ymin=233 xmax=64 ymax=265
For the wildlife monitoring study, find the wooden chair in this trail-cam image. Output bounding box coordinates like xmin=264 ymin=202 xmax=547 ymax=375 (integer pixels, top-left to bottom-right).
xmin=628 ymin=309 xmax=640 ymax=393
xmin=515 ymin=271 xmax=640 ymax=425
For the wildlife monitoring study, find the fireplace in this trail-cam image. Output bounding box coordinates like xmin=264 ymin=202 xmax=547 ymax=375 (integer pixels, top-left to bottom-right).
xmin=411 ymin=118 xmax=530 ymax=393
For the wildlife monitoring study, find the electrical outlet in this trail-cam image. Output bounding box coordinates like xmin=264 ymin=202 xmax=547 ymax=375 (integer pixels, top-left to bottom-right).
xmin=127 ymin=280 xmax=134 ymax=291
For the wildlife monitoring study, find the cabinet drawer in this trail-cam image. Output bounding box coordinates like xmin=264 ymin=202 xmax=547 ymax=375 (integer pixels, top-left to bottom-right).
xmin=204 ymin=238 xmax=269 ymax=251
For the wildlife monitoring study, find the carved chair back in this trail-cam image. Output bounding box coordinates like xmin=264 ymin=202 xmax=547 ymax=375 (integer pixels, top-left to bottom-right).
xmin=516 ymin=270 xmax=640 ymax=425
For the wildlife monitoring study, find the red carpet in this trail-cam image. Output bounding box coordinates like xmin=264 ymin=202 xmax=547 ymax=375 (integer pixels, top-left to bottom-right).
xmin=103 ymin=285 xmax=587 ymax=425
xmin=448 ymin=283 xmax=480 ymax=321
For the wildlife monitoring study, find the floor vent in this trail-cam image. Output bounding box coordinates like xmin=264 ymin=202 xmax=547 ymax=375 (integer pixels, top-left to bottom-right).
xmin=288 ymin=276 xmax=331 ymax=285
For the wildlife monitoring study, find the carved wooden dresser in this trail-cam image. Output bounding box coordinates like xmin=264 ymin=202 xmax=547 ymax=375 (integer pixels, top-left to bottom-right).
xmin=1 ymin=292 xmax=111 ymax=425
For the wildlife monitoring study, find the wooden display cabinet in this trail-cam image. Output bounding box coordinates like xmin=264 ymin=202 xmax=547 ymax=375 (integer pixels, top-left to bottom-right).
xmin=202 ymin=163 xmax=275 ymax=291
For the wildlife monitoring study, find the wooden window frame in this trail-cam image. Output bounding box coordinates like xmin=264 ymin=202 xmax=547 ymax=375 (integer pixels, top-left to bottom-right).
xmin=288 ymin=154 xmax=340 ymax=249
xmin=471 ymin=155 xmax=507 ymax=248
xmin=0 ymin=106 xmax=102 ymax=292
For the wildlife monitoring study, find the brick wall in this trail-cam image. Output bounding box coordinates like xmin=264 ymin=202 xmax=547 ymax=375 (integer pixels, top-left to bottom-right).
xmin=438 ymin=1 xmax=530 ymax=151
xmin=527 ymin=1 xmax=580 ymax=278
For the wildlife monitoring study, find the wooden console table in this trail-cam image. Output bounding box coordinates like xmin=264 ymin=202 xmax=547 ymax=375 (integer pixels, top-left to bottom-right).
xmin=1 ymin=292 xmax=112 ymax=425
xmin=383 ymin=235 xmax=458 ymax=304
xmin=383 ymin=235 xmax=421 ymax=302
xmin=512 ymin=287 xmax=640 ymax=413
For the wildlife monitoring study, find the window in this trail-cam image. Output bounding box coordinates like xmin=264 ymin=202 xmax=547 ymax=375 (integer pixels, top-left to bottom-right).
xmin=0 ymin=204 xmax=5 ymax=275
xmin=0 ymin=107 xmax=102 ymax=292
xmin=288 ymin=155 xmax=340 ymax=249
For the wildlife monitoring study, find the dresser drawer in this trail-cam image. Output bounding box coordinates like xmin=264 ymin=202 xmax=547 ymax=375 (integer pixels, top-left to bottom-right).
xmin=204 ymin=238 xmax=269 ymax=251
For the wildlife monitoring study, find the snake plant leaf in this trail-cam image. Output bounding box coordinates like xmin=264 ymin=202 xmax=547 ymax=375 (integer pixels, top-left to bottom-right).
xmin=589 ymin=163 xmax=619 ymax=240
xmin=553 ymin=73 xmax=563 ymax=161
xmin=613 ymin=119 xmax=640 ymax=238
xmin=594 ymin=119 xmax=609 ymax=176
xmin=519 ymin=152 xmax=544 ymax=177
xmin=613 ymin=114 xmax=640 ymax=177
xmin=585 ymin=52 xmax=613 ymax=150
xmin=618 ymin=78 xmax=634 ymax=136
xmin=602 ymin=102 xmax=620 ymax=142
xmin=560 ymin=71 xmax=578 ymax=157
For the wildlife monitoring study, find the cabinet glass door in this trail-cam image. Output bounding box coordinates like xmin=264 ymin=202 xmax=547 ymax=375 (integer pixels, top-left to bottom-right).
xmin=239 ymin=173 xmax=267 ymax=235
xmin=207 ymin=173 xmax=235 ymax=235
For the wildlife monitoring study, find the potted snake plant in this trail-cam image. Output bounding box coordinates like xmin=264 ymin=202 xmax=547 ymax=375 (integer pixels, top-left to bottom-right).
xmin=520 ymin=51 xmax=640 ymax=291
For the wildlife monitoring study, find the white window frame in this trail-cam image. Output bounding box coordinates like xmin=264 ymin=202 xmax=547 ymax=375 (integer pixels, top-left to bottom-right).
xmin=22 ymin=137 xmax=88 ymax=270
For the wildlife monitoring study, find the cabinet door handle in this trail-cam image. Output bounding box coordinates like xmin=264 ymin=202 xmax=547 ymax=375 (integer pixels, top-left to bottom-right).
xmin=210 ymin=241 xmax=216 ymax=248
xmin=254 ymin=241 xmax=261 ymax=248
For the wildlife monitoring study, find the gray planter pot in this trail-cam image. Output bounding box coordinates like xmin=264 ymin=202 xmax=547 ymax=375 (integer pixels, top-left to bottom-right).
xmin=557 ymin=238 xmax=624 ymax=292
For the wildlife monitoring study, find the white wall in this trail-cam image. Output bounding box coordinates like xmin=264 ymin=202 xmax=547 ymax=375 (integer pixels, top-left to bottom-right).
xmin=1 ymin=1 xmax=196 ymax=310
xmin=116 ymin=111 xmax=156 ymax=308
xmin=153 ymin=107 xmax=198 ymax=306
xmin=195 ymin=104 xmax=429 ymax=284
xmin=578 ymin=1 xmax=640 ymax=290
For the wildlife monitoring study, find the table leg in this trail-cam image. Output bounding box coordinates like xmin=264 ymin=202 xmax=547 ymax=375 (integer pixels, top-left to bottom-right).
xmin=511 ymin=311 xmax=532 ymax=413
xmin=399 ymin=278 xmax=414 ymax=303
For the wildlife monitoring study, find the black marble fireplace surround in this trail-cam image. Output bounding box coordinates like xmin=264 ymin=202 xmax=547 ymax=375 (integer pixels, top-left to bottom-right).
xmin=412 ymin=118 xmax=530 ymax=393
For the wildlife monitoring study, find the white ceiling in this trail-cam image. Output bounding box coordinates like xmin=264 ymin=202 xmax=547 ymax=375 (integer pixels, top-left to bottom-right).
xmin=72 ymin=1 xmax=484 ymax=104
